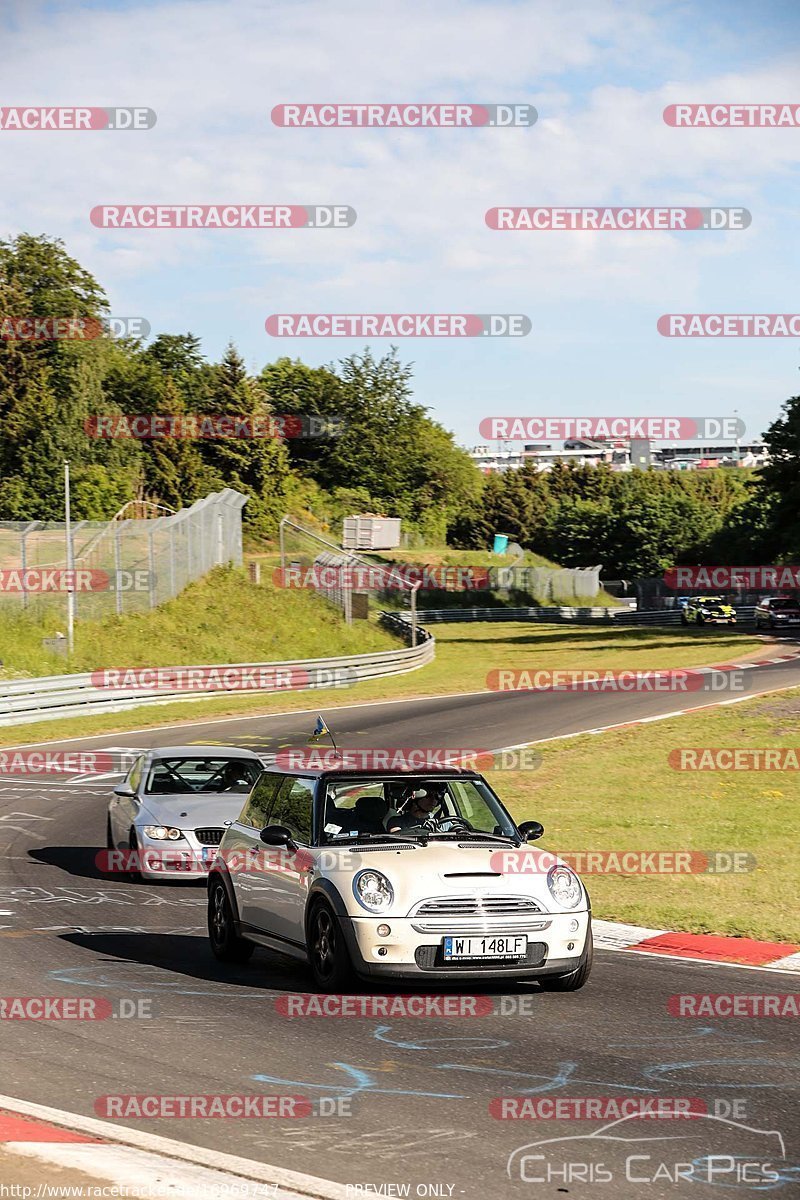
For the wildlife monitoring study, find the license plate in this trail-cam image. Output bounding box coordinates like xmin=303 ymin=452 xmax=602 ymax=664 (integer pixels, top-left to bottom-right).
xmin=443 ymin=935 xmax=527 ymax=961
xmin=201 ymin=846 xmax=217 ymax=863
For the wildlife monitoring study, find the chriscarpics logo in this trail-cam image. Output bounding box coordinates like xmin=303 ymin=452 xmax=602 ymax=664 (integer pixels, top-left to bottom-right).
xmin=506 ymin=1113 xmax=788 ymax=1187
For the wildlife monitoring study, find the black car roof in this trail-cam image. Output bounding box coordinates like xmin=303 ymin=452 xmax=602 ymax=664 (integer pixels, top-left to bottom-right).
xmin=259 ymin=764 xmax=483 ymax=781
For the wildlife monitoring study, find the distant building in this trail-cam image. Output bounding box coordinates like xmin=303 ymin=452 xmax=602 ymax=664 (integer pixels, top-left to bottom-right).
xmin=466 ymin=439 xmax=768 ymax=473
xmin=654 ymin=441 xmax=768 ymax=469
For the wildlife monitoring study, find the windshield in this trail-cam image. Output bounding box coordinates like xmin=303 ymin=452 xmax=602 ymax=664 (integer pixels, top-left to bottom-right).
xmin=321 ymin=776 xmax=519 ymax=844
xmin=144 ymin=756 xmax=262 ymax=795
xmin=771 ymin=598 xmax=798 ymax=610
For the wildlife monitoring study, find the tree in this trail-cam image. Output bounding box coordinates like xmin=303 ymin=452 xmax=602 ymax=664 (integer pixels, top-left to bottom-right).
xmin=747 ymin=395 xmax=800 ymax=558
xmin=0 ymin=235 xmax=139 ymax=519
xmin=201 ymin=343 xmax=293 ymax=537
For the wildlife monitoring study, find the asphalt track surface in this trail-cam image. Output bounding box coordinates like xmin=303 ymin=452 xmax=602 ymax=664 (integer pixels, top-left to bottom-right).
xmin=1 ymin=653 xmax=799 ymax=1197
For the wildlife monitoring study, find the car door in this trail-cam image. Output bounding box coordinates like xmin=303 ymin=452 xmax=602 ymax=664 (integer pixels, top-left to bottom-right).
xmin=228 ymin=772 xmax=284 ymax=922
xmin=110 ymin=754 xmax=145 ymax=845
xmin=243 ymin=774 xmax=315 ymax=947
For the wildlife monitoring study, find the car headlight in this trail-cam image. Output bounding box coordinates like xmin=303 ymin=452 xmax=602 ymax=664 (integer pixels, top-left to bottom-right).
xmin=143 ymin=825 xmax=183 ymax=841
xmin=547 ymin=864 xmax=583 ymax=909
xmin=353 ymin=869 xmax=394 ymax=913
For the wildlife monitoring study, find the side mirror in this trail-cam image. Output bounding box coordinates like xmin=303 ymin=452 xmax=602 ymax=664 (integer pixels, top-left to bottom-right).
xmin=259 ymin=824 xmax=295 ymax=848
xmin=518 ymin=820 xmax=544 ymax=842
xmin=113 ymin=784 xmax=134 ymax=798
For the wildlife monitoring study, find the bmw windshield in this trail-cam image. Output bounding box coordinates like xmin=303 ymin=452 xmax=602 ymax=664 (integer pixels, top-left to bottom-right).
xmin=143 ymin=757 xmax=262 ymax=795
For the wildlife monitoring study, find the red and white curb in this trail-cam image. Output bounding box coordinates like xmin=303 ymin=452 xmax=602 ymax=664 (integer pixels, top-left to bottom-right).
xmin=0 ymin=1094 xmax=345 ymax=1199
xmin=594 ymin=919 xmax=800 ymax=972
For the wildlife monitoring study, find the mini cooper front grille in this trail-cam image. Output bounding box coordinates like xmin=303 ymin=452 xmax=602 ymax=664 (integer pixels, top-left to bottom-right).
xmin=194 ymin=827 xmax=225 ymax=845
xmin=413 ymin=895 xmax=544 ymax=918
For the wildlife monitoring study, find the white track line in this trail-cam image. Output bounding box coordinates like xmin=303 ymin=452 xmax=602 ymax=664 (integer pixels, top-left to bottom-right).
xmin=0 ymin=1093 xmax=346 ymax=1199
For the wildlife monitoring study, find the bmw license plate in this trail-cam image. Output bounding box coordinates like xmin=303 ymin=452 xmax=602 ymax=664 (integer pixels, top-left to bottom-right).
xmin=200 ymin=846 xmax=217 ymax=864
xmin=443 ymin=935 xmax=527 ymax=961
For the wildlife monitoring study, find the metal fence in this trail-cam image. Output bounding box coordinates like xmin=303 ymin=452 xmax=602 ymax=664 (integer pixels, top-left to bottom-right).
xmin=0 ymin=633 xmax=435 ymax=726
xmin=279 ymin=517 xmax=424 ymax=642
xmin=0 ymin=489 xmax=247 ymax=625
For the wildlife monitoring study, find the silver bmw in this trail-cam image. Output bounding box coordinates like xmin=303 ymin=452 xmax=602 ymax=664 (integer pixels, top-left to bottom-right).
xmin=106 ymin=745 xmax=264 ymax=881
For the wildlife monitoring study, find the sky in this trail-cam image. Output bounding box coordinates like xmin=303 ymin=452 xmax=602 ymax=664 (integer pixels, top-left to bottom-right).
xmin=1 ymin=0 xmax=799 ymax=448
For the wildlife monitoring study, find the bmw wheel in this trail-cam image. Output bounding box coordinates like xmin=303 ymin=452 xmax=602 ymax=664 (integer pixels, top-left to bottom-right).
xmin=127 ymin=827 xmax=142 ymax=882
xmin=208 ymin=878 xmax=254 ymax=963
xmin=308 ymin=901 xmax=353 ymax=991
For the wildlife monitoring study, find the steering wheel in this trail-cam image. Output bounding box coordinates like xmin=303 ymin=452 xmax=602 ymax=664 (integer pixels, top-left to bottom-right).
xmin=434 ymin=815 xmax=474 ymax=833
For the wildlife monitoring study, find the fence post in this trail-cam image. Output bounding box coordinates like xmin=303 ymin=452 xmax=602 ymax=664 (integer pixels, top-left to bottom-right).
xmin=410 ymin=582 xmax=420 ymax=648
xmin=19 ymin=522 xmax=37 ymax=612
xmin=169 ymin=523 xmax=176 ymax=595
xmin=148 ymin=528 xmax=156 ymax=608
xmin=279 ymin=516 xmax=287 ymax=583
xmin=113 ymin=523 xmax=123 ymax=615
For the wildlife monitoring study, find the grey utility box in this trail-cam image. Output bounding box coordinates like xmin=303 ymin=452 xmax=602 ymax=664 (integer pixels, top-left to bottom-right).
xmin=342 ymin=515 xmax=402 ymax=551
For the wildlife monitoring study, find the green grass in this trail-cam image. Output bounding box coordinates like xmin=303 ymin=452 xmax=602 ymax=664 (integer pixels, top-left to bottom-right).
xmin=487 ymin=689 xmax=800 ymax=943
xmin=0 ymin=566 xmax=396 ymax=676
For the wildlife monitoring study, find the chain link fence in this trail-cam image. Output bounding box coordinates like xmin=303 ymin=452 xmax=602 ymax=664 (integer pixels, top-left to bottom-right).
xmin=0 ymin=489 xmax=247 ymax=625
xmin=278 ymin=517 xmax=424 ymax=642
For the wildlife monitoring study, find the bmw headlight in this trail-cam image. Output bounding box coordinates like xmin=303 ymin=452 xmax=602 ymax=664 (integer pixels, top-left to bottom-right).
xmin=143 ymin=825 xmax=183 ymax=841
xmin=547 ymin=864 xmax=583 ymax=909
xmin=353 ymin=869 xmax=394 ymax=913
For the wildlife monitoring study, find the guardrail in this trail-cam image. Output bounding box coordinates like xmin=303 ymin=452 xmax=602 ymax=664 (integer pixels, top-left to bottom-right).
xmin=396 ymin=606 xmax=757 ymax=626
xmin=0 ymin=623 xmax=434 ymax=727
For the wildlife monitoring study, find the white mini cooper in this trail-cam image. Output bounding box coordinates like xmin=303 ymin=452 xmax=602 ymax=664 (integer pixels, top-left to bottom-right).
xmin=207 ymin=766 xmax=592 ymax=991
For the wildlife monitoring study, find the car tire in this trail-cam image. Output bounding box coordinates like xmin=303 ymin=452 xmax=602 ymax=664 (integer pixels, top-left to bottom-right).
xmin=208 ymin=877 xmax=254 ymax=963
xmin=308 ymin=900 xmax=354 ymax=992
xmin=127 ymin=827 xmax=143 ymax=882
xmin=106 ymin=815 xmax=114 ymax=851
xmin=696 ymin=613 xmax=704 ymax=626
xmin=538 ymin=926 xmax=593 ymax=992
